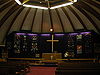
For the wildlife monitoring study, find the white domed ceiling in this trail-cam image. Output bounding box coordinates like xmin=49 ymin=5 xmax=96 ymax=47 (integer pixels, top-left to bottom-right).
xmin=0 ymin=0 xmax=100 ymax=44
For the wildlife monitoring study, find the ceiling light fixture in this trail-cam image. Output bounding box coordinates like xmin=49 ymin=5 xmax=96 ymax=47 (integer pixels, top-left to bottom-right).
xmin=74 ymin=0 xmax=78 ymax=2
xmin=50 ymin=2 xmax=73 ymax=9
xmin=15 ymin=0 xmax=77 ymax=10
xmin=23 ymin=4 xmax=48 ymax=10
xmin=15 ymin=0 xmax=22 ymax=5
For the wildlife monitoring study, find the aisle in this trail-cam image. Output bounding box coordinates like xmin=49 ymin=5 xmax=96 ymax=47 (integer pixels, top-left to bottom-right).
xmin=26 ymin=66 xmax=57 ymax=75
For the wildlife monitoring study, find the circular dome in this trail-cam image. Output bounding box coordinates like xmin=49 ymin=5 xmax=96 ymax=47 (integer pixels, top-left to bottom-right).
xmin=0 ymin=0 xmax=100 ymax=44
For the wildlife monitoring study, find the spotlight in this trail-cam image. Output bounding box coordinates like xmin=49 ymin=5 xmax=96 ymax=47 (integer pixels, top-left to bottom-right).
xmin=50 ymin=28 xmax=54 ymax=32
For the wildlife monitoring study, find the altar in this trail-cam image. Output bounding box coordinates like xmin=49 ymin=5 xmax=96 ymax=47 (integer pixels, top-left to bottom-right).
xmin=42 ymin=53 xmax=62 ymax=60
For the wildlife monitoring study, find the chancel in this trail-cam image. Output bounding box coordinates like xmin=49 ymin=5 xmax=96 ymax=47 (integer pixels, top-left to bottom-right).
xmin=0 ymin=0 xmax=100 ymax=75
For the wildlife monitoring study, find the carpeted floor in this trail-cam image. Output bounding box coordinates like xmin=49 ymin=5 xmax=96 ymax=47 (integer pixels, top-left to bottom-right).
xmin=26 ymin=67 xmax=57 ymax=75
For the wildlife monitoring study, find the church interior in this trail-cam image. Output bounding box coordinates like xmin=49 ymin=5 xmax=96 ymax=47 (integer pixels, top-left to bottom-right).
xmin=0 ymin=0 xmax=100 ymax=75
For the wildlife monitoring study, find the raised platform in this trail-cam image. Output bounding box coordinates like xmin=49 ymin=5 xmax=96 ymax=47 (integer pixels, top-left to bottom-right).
xmin=6 ymin=58 xmax=100 ymax=67
xmin=8 ymin=58 xmax=98 ymax=63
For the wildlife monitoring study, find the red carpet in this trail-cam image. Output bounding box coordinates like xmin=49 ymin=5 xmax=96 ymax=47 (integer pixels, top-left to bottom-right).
xmin=26 ymin=67 xmax=57 ymax=75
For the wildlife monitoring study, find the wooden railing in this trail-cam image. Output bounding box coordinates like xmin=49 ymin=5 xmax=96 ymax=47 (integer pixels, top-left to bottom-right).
xmin=8 ymin=58 xmax=99 ymax=63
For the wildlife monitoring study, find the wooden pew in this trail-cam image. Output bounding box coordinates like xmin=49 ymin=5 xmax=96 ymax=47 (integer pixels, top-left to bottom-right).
xmin=0 ymin=62 xmax=30 ymax=75
xmin=56 ymin=62 xmax=100 ymax=75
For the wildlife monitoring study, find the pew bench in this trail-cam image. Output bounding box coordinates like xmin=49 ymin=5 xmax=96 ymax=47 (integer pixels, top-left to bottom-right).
xmin=56 ymin=62 xmax=100 ymax=75
xmin=0 ymin=62 xmax=30 ymax=75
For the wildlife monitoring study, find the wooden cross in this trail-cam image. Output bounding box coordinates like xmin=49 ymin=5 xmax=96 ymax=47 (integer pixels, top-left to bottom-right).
xmin=47 ymin=34 xmax=59 ymax=53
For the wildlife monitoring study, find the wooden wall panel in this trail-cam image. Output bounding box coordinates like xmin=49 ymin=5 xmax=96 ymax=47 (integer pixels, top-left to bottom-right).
xmin=0 ymin=0 xmax=11 ymax=5
xmin=21 ymin=8 xmax=36 ymax=30
xmin=0 ymin=0 xmax=11 ymax=8
xmin=84 ymin=9 xmax=100 ymax=32
xmin=9 ymin=8 xmax=29 ymax=33
xmin=0 ymin=9 xmax=20 ymax=44
xmin=0 ymin=3 xmax=15 ymax=21
xmin=78 ymin=1 xmax=100 ymax=20
xmin=70 ymin=5 xmax=98 ymax=31
xmin=57 ymin=8 xmax=74 ymax=32
xmin=83 ymin=1 xmax=100 ymax=14
xmin=64 ymin=7 xmax=84 ymax=30
xmin=42 ymin=10 xmax=51 ymax=32
xmin=32 ymin=9 xmax=43 ymax=32
xmin=93 ymin=0 xmax=100 ymax=4
xmin=73 ymin=2 xmax=100 ymax=33
xmin=50 ymin=9 xmax=63 ymax=32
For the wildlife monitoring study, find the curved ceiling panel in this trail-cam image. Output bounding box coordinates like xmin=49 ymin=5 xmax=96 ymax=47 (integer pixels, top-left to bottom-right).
xmin=0 ymin=0 xmax=100 ymax=44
